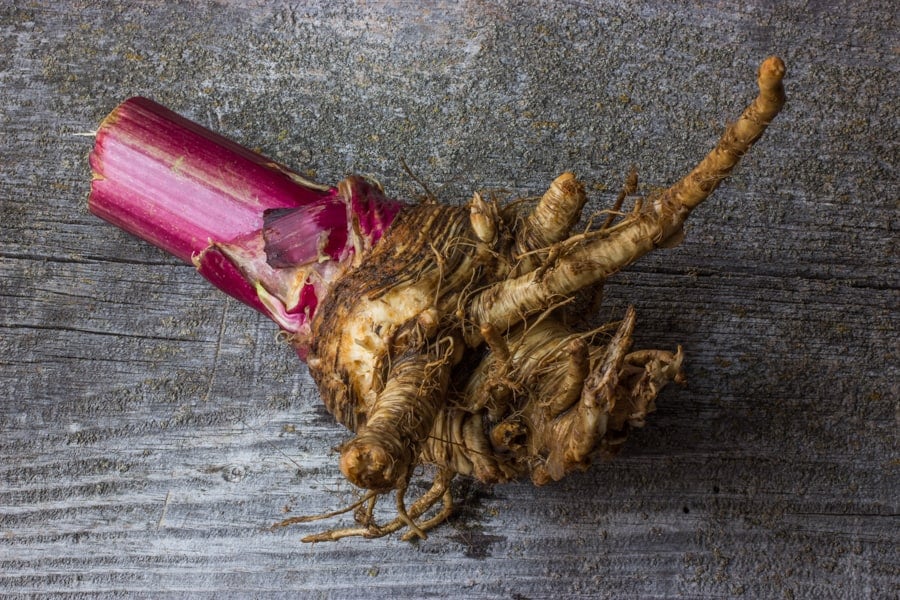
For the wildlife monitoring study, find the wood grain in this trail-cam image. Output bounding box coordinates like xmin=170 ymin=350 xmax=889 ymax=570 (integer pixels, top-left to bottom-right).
xmin=1 ymin=1 xmax=896 ymax=598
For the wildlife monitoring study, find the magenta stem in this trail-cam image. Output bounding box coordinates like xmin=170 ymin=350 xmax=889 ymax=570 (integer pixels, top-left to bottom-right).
xmin=89 ymin=97 xmax=336 ymax=263
xmin=88 ymin=97 xmax=403 ymax=358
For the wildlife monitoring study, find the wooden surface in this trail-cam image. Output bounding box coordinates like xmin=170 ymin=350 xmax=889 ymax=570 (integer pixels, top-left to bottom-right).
xmin=1 ymin=1 xmax=897 ymax=598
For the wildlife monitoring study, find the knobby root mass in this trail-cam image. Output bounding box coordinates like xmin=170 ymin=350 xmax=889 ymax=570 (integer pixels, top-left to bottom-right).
xmin=273 ymin=57 xmax=786 ymax=541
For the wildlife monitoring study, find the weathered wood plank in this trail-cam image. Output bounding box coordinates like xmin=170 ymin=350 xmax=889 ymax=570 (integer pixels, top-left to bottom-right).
xmin=1 ymin=1 xmax=896 ymax=598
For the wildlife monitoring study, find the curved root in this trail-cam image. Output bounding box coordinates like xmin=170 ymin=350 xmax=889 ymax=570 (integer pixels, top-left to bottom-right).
xmin=289 ymin=57 xmax=785 ymax=542
xmin=273 ymin=469 xmax=455 ymax=543
xmin=467 ymin=57 xmax=786 ymax=340
xmin=340 ymin=341 xmax=453 ymax=491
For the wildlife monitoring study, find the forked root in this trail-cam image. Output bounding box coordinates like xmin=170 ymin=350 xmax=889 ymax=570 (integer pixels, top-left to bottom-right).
xmin=276 ymin=469 xmax=455 ymax=543
xmin=285 ymin=57 xmax=785 ymax=543
xmin=531 ymin=306 xmax=635 ymax=483
xmin=467 ymin=57 xmax=787 ymax=341
xmin=94 ymin=57 xmax=787 ymax=544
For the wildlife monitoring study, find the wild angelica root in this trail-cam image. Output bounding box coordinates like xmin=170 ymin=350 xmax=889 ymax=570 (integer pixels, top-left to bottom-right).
xmin=90 ymin=57 xmax=786 ymax=542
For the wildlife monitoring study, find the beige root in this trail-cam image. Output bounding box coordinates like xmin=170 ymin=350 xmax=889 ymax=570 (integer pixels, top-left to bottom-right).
xmin=512 ymin=172 xmax=587 ymax=275
xmin=286 ymin=57 xmax=786 ymax=541
xmin=275 ymin=468 xmax=455 ymax=542
xmin=467 ymin=56 xmax=787 ymax=340
xmin=339 ymin=343 xmax=452 ymax=491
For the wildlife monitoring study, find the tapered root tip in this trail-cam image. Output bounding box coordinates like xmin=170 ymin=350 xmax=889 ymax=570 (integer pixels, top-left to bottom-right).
xmin=759 ymin=56 xmax=786 ymax=90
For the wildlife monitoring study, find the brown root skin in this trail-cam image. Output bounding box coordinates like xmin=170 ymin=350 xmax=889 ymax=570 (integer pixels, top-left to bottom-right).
xmin=513 ymin=172 xmax=586 ymax=274
xmin=339 ymin=343 xmax=453 ymax=491
xmin=296 ymin=57 xmax=786 ymax=541
xmin=467 ymin=56 xmax=787 ymax=340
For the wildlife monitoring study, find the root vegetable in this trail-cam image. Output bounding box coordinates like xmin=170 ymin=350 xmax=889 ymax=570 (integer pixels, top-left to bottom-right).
xmin=89 ymin=57 xmax=786 ymax=542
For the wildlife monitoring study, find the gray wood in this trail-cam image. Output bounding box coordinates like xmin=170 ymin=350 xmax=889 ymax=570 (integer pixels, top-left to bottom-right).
xmin=1 ymin=1 xmax=896 ymax=598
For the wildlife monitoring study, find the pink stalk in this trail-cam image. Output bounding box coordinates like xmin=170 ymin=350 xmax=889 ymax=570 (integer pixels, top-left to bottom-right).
xmin=89 ymin=97 xmax=402 ymax=357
